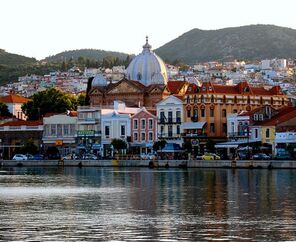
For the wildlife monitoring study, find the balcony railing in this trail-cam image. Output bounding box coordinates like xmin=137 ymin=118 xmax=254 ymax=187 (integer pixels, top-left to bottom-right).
xmin=181 ymin=132 xmax=207 ymax=138
xmin=157 ymin=118 xmax=181 ymax=124
xmin=228 ymin=132 xmax=250 ymax=138
xmin=157 ymin=133 xmax=181 ymax=139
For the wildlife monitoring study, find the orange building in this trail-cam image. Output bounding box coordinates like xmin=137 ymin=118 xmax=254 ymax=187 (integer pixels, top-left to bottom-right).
xmin=182 ymin=81 xmax=289 ymax=144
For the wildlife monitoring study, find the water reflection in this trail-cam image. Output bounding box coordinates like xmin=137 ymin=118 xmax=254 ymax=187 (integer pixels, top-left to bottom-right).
xmin=0 ymin=167 xmax=296 ymax=241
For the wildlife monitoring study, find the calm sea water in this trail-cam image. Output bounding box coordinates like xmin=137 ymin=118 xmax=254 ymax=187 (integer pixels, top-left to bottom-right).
xmin=0 ymin=167 xmax=296 ymax=241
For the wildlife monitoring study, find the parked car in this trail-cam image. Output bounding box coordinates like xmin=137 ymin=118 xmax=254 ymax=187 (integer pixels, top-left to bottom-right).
xmin=141 ymin=153 xmax=156 ymax=160
xmin=63 ymin=154 xmax=79 ymax=160
xmin=82 ymin=154 xmax=97 ymax=160
xmin=33 ymin=154 xmax=44 ymax=160
xmin=252 ymin=153 xmax=271 ymax=160
xmin=196 ymin=154 xmax=203 ymax=160
xmin=202 ymin=153 xmax=221 ymax=160
xmin=26 ymin=154 xmax=34 ymax=160
xmin=12 ymin=154 xmax=28 ymax=160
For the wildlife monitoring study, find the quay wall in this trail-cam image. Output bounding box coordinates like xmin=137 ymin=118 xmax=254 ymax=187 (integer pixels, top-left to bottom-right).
xmin=1 ymin=159 xmax=296 ymax=169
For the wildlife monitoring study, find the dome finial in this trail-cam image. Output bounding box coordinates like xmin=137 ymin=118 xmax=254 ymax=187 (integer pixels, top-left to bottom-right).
xmin=142 ymin=35 xmax=152 ymax=52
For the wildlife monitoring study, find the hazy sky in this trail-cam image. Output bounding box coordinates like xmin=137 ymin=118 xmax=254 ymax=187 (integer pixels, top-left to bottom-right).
xmin=1 ymin=0 xmax=295 ymax=60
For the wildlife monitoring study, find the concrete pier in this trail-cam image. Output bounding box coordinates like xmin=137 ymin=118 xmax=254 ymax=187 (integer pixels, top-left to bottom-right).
xmin=1 ymin=159 xmax=296 ymax=169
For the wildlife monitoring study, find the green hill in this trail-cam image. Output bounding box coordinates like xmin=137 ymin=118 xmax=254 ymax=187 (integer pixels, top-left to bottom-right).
xmin=0 ymin=49 xmax=36 ymax=66
xmin=155 ymin=25 xmax=296 ymax=64
xmin=44 ymin=49 xmax=132 ymax=62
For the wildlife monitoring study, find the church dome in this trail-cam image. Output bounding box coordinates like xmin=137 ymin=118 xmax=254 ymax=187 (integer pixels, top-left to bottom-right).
xmin=92 ymin=73 xmax=107 ymax=87
xmin=126 ymin=37 xmax=168 ymax=86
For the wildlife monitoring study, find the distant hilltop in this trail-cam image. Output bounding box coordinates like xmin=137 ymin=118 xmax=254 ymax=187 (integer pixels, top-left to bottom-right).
xmin=44 ymin=49 xmax=132 ymax=63
xmin=155 ymin=24 xmax=296 ymax=64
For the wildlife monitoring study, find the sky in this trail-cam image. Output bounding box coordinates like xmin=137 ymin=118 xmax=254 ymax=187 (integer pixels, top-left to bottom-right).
xmin=1 ymin=0 xmax=296 ymax=60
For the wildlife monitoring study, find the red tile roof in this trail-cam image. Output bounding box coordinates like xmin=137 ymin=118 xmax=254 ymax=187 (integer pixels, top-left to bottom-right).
xmin=0 ymin=120 xmax=43 ymax=127
xmin=166 ymin=81 xmax=186 ymax=94
xmin=0 ymin=94 xmax=30 ymax=104
xmin=260 ymin=107 xmax=296 ymax=126
xmin=185 ymin=83 xmax=199 ymax=94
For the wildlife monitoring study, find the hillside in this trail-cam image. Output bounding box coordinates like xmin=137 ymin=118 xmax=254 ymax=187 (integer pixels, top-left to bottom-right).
xmin=0 ymin=49 xmax=37 ymax=66
xmin=45 ymin=49 xmax=132 ymax=62
xmin=155 ymin=25 xmax=296 ymax=64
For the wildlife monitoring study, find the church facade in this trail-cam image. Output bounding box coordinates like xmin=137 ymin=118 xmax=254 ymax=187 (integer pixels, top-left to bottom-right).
xmin=88 ymin=37 xmax=176 ymax=108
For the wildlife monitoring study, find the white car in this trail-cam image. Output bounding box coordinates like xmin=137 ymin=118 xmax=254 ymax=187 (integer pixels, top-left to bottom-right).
xmin=12 ymin=154 xmax=28 ymax=160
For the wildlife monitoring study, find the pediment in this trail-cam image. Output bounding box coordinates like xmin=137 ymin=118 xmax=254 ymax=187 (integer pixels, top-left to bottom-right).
xmin=107 ymin=81 xmax=143 ymax=94
xmin=89 ymin=87 xmax=104 ymax=96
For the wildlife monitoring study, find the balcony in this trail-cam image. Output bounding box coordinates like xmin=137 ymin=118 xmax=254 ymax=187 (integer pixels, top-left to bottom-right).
xmin=227 ymin=132 xmax=250 ymax=138
xmin=77 ymin=118 xmax=100 ymax=125
xmin=181 ymin=132 xmax=207 ymax=138
xmin=157 ymin=118 xmax=181 ymax=124
xmin=76 ymin=130 xmax=101 ymax=137
xmin=191 ymin=117 xmax=198 ymax=122
xmin=157 ymin=133 xmax=182 ymax=139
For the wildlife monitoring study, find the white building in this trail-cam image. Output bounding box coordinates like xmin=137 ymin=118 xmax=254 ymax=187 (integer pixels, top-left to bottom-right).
xmin=43 ymin=113 xmax=77 ymax=156
xmin=156 ymin=95 xmax=183 ymax=146
xmin=0 ymin=94 xmax=30 ymax=120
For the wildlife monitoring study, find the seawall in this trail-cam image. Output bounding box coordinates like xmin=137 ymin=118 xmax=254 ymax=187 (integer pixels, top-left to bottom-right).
xmin=1 ymin=159 xmax=296 ymax=169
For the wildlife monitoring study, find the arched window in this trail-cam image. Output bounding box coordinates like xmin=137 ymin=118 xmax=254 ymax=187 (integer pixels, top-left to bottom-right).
xmin=260 ymin=97 xmax=263 ymax=105
xmin=201 ymin=95 xmax=205 ymax=103
xmin=211 ymin=95 xmax=214 ymax=103
xmin=247 ymin=96 xmax=250 ymax=104
xmin=187 ymin=96 xmax=190 ymax=104
xmin=234 ymin=96 xmax=237 ymax=104
xmin=223 ymin=95 xmax=226 ymax=103
xmin=194 ymin=95 xmax=197 ymax=103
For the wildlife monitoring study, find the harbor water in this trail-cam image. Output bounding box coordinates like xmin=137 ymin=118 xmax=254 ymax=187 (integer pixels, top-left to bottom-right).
xmin=0 ymin=167 xmax=296 ymax=241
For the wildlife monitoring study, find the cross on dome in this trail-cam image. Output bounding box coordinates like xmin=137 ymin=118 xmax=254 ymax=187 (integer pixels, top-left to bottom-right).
xmin=142 ymin=35 xmax=152 ymax=52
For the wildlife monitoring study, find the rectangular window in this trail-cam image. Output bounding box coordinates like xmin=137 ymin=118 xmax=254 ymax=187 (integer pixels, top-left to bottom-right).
xmin=168 ymin=111 xmax=173 ymax=123
xmin=176 ymin=125 xmax=180 ymax=135
xmin=133 ymin=132 xmax=138 ymax=141
xmin=134 ymin=119 xmax=138 ymax=129
xmin=141 ymin=119 xmax=146 ymax=129
xmin=176 ymin=110 xmax=181 ymax=123
xmin=141 ymin=132 xmax=146 ymax=141
xmin=148 ymin=119 xmax=153 ymax=130
xmin=187 ymin=109 xmax=191 ymax=118
xmin=57 ymin=124 xmax=62 ymax=137
xmin=160 ymin=126 xmax=164 ymax=136
xmin=222 ymin=123 xmax=227 ymax=133
xmin=168 ymin=125 xmax=173 ymax=137
xmin=70 ymin=124 xmax=75 ymax=135
xmin=63 ymin=124 xmax=69 ymax=136
xmin=50 ymin=124 xmax=56 ymax=136
xmin=201 ymin=109 xmax=205 ymax=117
xmin=160 ymin=112 xmax=165 ymax=123
xmin=210 ymin=123 xmax=215 ymax=133
xmin=210 ymin=109 xmax=214 ymax=117
xmin=255 ymin=129 xmax=258 ymax=138
xmin=148 ymin=132 xmax=153 ymax=141
xmin=121 ymin=125 xmax=126 ymax=136
xmin=266 ymin=128 xmax=270 ymax=138
xmin=105 ymin=126 xmax=110 ymax=137
xmin=222 ymin=109 xmax=227 ymax=118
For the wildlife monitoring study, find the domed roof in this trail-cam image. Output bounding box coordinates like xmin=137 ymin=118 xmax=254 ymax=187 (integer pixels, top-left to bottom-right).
xmin=126 ymin=37 xmax=168 ymax=86
xmin=92 ymin=73 xmax=107 ymax=87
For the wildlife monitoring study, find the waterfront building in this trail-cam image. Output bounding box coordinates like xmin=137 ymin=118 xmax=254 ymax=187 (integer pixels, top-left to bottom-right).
xmin=42 ymin=112 xmax=77 ymax=156
xmin=0 ymin=120 xmax=43 ymax=159
xmin=130 ymin=107 xmax=157 ymax=155
xmin=183 ymin=81 xmax=289 ymax=148
xmin=76 ymin=106 xmax=101 ymax=156
xmin=101 ymin=101 xmax=139 ymax=157
xmin=0 ymin=93 xmax=30 ymax=120
xmin=156 ymin=95 xmax=183 ymax=147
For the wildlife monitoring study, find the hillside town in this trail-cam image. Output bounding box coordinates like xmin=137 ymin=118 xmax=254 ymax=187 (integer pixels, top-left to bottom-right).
xmin=0 ymin=37 xmax=296 ymax=161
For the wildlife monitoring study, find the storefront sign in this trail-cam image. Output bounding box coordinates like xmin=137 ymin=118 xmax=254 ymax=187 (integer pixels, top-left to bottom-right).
xmin=77 ymin=130 xmax=95 ymax=136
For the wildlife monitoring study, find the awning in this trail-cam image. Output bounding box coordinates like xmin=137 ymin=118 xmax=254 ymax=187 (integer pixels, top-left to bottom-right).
xmin=180 ymin=121 xmax=206 ymax=130
xmin=159 ymin=143 xmax=184 ymax=152
xmin=215 ymin=140 xmax=250 ymax=148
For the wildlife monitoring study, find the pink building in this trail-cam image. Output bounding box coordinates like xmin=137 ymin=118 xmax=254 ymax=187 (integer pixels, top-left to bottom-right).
xmin=130 ymin=107 xmax=157 ymax=154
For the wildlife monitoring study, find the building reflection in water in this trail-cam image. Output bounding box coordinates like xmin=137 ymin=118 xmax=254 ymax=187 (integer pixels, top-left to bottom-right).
xmin=0 ymin=167 xmax=296 ymax=241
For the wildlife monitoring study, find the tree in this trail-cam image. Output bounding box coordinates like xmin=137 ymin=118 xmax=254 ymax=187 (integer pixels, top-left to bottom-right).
xmin=111 ymin=139 xmax=127 ymax=154
xmin=22 ymin=88 xmax=78 ymax=120
xmin=77 ymin=93 xmax=86 ymax=106
xmin=0 ymin=102 xmax=12 ymax=117
xmin=20 ymin=138 xmax=38 ymax=155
